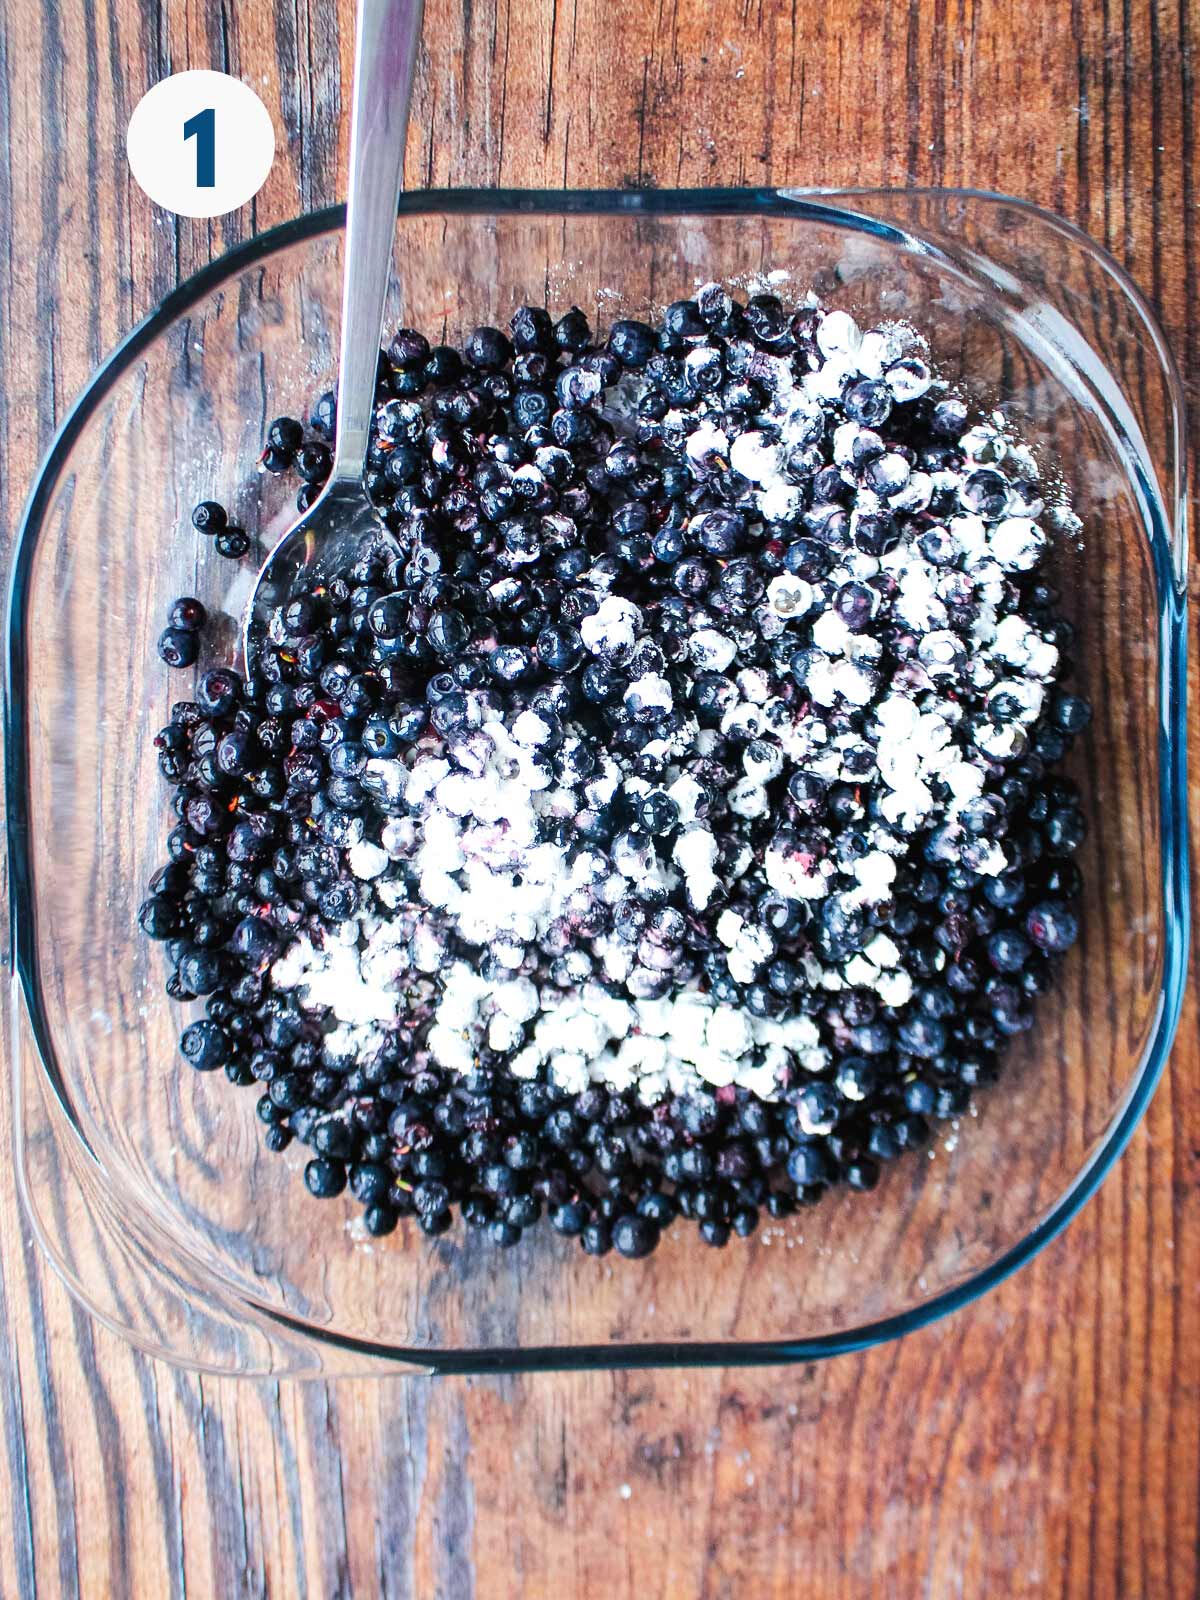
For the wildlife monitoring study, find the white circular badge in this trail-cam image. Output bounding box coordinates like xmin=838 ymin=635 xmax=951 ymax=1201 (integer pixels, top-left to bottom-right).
xmin=126 ymin=70 xmax=276 ymax=219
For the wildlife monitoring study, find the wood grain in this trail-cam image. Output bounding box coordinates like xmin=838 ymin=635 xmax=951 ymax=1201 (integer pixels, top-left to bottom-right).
xmin=0 ymin=0 xmax=1197 ymax=1596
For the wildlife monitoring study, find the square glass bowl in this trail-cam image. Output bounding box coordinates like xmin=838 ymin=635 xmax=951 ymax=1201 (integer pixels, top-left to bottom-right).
xmin=6 ymin=188 xmax=1189 ymax=1376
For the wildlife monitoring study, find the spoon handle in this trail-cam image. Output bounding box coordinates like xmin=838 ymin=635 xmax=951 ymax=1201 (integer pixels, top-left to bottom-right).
xmin=330 ymin=0 xmax=425 ymax=485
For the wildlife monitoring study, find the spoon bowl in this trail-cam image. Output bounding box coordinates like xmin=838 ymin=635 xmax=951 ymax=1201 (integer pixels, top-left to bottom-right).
xmin=242 ymin=481 xmax=384 ymax=664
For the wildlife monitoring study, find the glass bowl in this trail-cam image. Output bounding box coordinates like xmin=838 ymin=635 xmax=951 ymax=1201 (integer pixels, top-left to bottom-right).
xmin=6 ymin=188 xmax=1189 ymax=1377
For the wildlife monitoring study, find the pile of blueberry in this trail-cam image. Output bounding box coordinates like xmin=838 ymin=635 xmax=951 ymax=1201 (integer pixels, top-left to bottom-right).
xmin=141 ymin=290 xmax=1089 ymax=1259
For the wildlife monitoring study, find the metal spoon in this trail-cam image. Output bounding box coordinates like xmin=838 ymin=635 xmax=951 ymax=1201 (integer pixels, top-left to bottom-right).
xmin=242 ymin=0 xmax=424 ymax=668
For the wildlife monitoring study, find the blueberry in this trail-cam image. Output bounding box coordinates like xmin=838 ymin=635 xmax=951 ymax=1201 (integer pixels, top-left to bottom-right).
xmin=389 ymin=328 xmax=431 ymax=368
xmin=1026 ymin=900 xmax=1079 ymax=954
xmin=834 ymin=582 xmax=875 ymax=632
xmin=504 ymin=1193 xmax=540 ymax=1228
xmin=350 ymin=1162 xmax=391 ymax=1204
xmin=267 ymin=415 xmax=304 ymax=453
xmin=460 ymin=326 xmax=513 ymax=373
xmin=636 ymin=1191 xmax=676 ymax=1225
xmin=903 ymin=1079 xmax=937 ymax=1114
xmin=959 ymin=468 xmax=1009 ymax=518
xmin=169 ymin=596 xmax=207 ymax=632
xmin=697 ymin=282 xmax=735 ymax=328
xmin=608 ymin=319 xmax=656 ymax=367
xmin=177 ymin=949 xmax=223 ymax=995
xmin=852 ymin=512 xmax=899 ymax=556
xmin=637 ymin=791 xmax=680 ymax=836
xmin=581 ymin=1219 xmax=611 ymax=1256
xmin=898 ymin=1016 xmax=947 ymax=1058
xmin=1052 ymin=693 xmax=1092 ymax=734
xmin=931 ymin=397 xmax=968 ymax=436
xmin=554 ymin=307 xmax=592 ymax=351
xmin=863 ymin=452 xmax=910 ymax=496
xmin=508 ymin=304 xmax=554 ymax=352
xmin=794 ymin=1083 xmax=839 ymax=1135
xmin=695 ymin=508 xmax=745 ymax=555
xmin=178 ymin=1020 xmax=225 ymax=1072
xmin=363 ymin=1204 xmax=398 ymax=1236
xmin=231 ymin=916 xmax=278 ymax=970
xmin=786 ymin=1144 xmax=833 ymax=1187
xmin=367 ymin=594 xmax=408 ymax=638
xmin=652 ymin=299 xmax=702 ymax=342
xmin=843 ymin=379 xmax=892 ymax=427
xmin=191 ymin=500 xmax=228 ymax=534
xmin=158 ymin=627 xmax=199 ymax=668
xmin=197 ymin=669 xmax=241 ymax=716
xmin=296 ymin=441 xmax=332 ymax=483
xmin=304 ymin=1158 xmax=347 ymax=1199
xmin=546 ymin=1200 xmax=585 ymax=1236
xmin=215 ymin=527 xmax=251 ymax=559
xmin=1038 ymin=860 xmax=1082 ymax=899
xmin=867 ymin=1123 xmax=903 ymax=1161
xmin=319 ymin=882 xmax=359 ymax=922
xmin=309 ymin=390 xmax=337 ymax=437
xmin=845 ymin=1158 xmax=879 ymax=1191
xmin=427 ymin=607 xmax=470 ymax=657
xmin=536 ymin=624 xmax=583 ymax=672
xmin=987 ymin=929 xmax=1031 ymax=973
xmin=934 ymin=1084 xmax=971 ymax=1119
xmin=313 ymin=1120 xmax=353 ymax=1160
xmin=1045 ymin=808 xmax=1086 ymax=854
xmin=835 ymin=1056 xmax=878 ymax=1102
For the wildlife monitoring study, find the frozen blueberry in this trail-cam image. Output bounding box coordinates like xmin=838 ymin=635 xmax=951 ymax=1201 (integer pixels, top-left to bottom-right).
xmin=168 ymin=597 xmax=207 ymax=632
xmin=1051 ymin=692 xmax=1092 ymax=734
xmin=931 ymin=396 xmax=968 ymax=436
xmin=304 ymin=1158 xmax=347 ymax=1199
xmin=267 ymin=415 xmax=304 ymax=452
xmin=138 ymin=896 xmax=178 ymax=939
xmin=786 ymin=1144 xmax=833 ymax=1187
xmin=296 ymin=441 xmax=332 ymax=483
xmin=464 ymin=326 xmax=513 ymax=369
xmin=843 ymin=379 xmax=892 ymax=427
xmin=834 ymin=581 xmax=875 ymax=632
xmin=177 ymin=949 xmax=223 ymax=995
xmin=197 ymin=669 xmax=241 ymax=716
xmin=536 ymin=625 xmax=583 ymax=671
xmin=389 ymin=328 xmax=431 ymax=368
xmin=215 ymin=527 xmax=251 ymax=559
xmin=988 ymin=929 xmax=1031 ymax=973
xmin=427 ymin=607 xmax=470 ymax=657
xmin=1026 ymin=901 xmax=1079 ymax=954
xmin=191 ymin=500 xmax=227 ymax=534
xmin=959 ymin=468 xmax=1009 ymax=518
xmin=608 ymin=319 xmax=656 ymax=367
xmin=612 ymin=1213 xmax=659 ymax=1258
xmin=158 ymin=627 xmax=199 ymax=668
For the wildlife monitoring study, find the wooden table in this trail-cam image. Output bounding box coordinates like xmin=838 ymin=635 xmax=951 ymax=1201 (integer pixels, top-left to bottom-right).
xmin=1 ymin=1 xmax=1196 ymax=1594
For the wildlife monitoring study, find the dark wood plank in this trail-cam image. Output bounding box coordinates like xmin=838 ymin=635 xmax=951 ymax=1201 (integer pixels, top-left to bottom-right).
xmin=0 ymin=0 xmax=1197 ymax=1596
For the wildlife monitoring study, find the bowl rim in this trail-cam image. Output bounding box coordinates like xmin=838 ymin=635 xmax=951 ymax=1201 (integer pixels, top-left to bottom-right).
xmin=5 ymin=186 xmax=1190 ymax=1374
